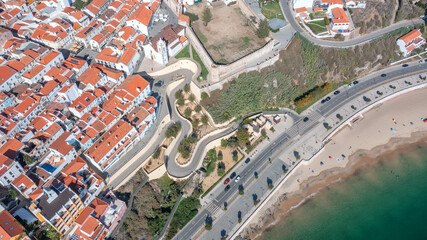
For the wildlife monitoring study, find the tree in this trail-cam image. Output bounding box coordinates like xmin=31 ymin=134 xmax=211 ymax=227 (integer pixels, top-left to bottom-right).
xmin=189 ymin=94 xmax=195 ymax=102
xmin=184 ymin=84 xmax=191 ymax=93
xmin=23 ymin=154 xmax=36 ymax=165
xmin=165 ymin=123 xmax=181 ymax=138
xmin=152 ymin=148 xmax=161 ymax=159
xmin=217 ymin=161 xmax=225 ymax=176
xmin=218 ymin=151 xmax=223 ymax=161
xmin=8 ymin=189 xmax=19 ymax=199
xmin=236 ymin=128 xmax=250 ymax=146
xmin=238 ymin=185 xmax=244 ymax=195
xmin=201 ymin=115 xmax=209 ymax=126
xmin=257 ymin=19 xmax=269 ymax=38
xmin=261 ymin=129 xmax=267 ymax=138
xmin=195 ymin=105 xmax=202 ymax=113
xmin=192 ymin=119 xmax=199 ymax=129
xmin=42 ymin=226 xmax=60 ymax=240
xmin=175 ymin=90 xmax=183 ymax=99
xmin=177 ymin=98 xmax=185 ymax=106
xmin=201 ymin=92 xmax=209 ymax=100
xmin=221 ymin=139 xmax=228 ymax=147
xmin=202 ymin=8 xmax=212 ymax=26
xmin=322 ymin=82 xmax=332 ymax=92
xmin=184 ymin=108 xmax=192 ymax=118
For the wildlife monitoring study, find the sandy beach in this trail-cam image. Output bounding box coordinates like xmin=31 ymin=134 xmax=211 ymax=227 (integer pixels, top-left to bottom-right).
xmin=237 ymin=86 xmax=427 ymax=239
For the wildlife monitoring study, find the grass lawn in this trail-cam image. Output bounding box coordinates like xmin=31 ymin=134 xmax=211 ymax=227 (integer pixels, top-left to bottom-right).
xmin=261 ymin=1 xmax=284 ymax=20
xmin=191 ymin=46 xmax=208 ymax=81
xmin=306 ymin=20 xmax=327 ymax=34
xmin=175 ymin=45 xmax=190 ymax=59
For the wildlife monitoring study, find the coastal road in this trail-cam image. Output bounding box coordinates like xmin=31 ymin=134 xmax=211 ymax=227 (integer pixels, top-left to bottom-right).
xmin=173 ymin=60 xmax=427 ymax=240
xmin=279 ymin=0 xmax=425 ymax=48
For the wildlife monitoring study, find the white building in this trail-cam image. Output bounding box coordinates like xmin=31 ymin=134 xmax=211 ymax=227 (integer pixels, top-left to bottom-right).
xmin=396 ymin=29 xmax=426 ymax=57
xmin=0 ymin=154 xmax=24 ymax=187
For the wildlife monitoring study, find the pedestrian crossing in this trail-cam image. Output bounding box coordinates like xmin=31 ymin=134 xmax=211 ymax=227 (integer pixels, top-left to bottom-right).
xmin=206 ymin=202 xmax=220 ymax=215
xmin=286 ymin=126 xmax=299 ymax=138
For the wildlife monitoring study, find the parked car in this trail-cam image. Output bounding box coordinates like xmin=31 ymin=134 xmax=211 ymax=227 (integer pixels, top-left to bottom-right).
xmin=325 ymin=96 xmax=331 ymax=101
xmin=381 ymin=74 xmax=387 ymax=77
xmin=303 ymin=117 xmax=309 ymax=122
xmin=224 ymin=178 xmax=230 ymax=185
xmin=419 ymin=60 xmax=424 ymax=64
xmin=321 ymin=99 xmax=326 ymax=104
xmin=230 ymin=172 xmax=236 ymax=179
xmin=245 ymin=158 xmax=251 ymax=164
xmin=225 ymin=185 xmax=231 ymax=191
xmin=334 ymin=90 xmax=340 ymax=95
xmin=235 ymin=175 xmax=241 ymax=182
xmin=353 ymin=81 xmax=359 ymax=85
xmin=402 ymin=64 xmax=408 ymax=67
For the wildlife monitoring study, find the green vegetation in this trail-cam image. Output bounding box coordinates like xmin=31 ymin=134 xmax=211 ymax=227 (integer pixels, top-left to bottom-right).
xmin=165 ymin=197 xmax=200 ymax=239
xmin=152 ymin=147 xmax=161 ymax=159
xmin=204 ymin=149 xmax=218 ymax=176
xmin=184 ymin=84 xmax=190 ymax=93
xmin=73 ymin=0 xmax=92 ymax=10
xmin=261 ymin=1 xmax=284 ymax=20
xmin=236 ymin=128 xmax=250 ymax=146
xmin=165 ymin=123 xmax=181 ymax=138
xmin=22 ymin=154 xmax=36 ymax=165
xmin=257 ymin=19 xmax=270 ymax=38
xmin=202 ymin=8 xmax=212 ymax=26
xmin=178 ymin=135 xmax=197 ymax=159
xmin=175 ymin=45 xmax=190 ymax=59
xmin=41 ymin=226 xmax=60 ymax=240
xmin=8 ymin=189 xmax=19 ymax=199
xmin=184 ymin=108 xmax=192 ymax=118
xmin=306 ymin=20 xmax=327 ymax=34
xmin=192 ymin=46 xmax=209 ymax=80
xmin=300 ymin=35 xmax=325 ymax=90
xmin=183 ymin=12 xmax=199 ymax=22
xmin=201 ymin=72 xmax=298 ymax=123
xmin=195 ymin=105 xmax=202 ymax=113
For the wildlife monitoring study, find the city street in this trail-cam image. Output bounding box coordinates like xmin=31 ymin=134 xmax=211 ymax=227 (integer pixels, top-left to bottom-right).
xmin=173 ymin=61 xmax=427 ymax=240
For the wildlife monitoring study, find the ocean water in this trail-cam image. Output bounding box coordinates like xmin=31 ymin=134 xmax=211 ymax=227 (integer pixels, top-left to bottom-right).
xmin=260 ymin=142 xmax=427 ymax=240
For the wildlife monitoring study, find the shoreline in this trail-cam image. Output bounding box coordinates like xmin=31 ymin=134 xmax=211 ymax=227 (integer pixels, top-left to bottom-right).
xmin=256 ymin=132 xmax=427 ymax=239
xmin=237 ymin=87 xmax=427 ymax=239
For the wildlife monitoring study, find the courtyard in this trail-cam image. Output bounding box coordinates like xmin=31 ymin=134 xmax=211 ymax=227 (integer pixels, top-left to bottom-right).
xmin=187 ymin=1 xmax=266 ymax=64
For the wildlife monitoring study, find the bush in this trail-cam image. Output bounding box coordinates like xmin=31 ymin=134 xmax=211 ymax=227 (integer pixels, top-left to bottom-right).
xmin=221 ymin=139 xmax=228 ymax=147
xmin=184 ymin=108 xmax=192 ymax=118
xmin=8 ymin=189 xmax=19 ymax=199
xmin=165 ymin=123 xmax=181 ymax=138
xmin=201 ymin=115 xmax=209 ymax=125
xmin=201 ymin=92 xmax=209 ymax=100
xmin=184 ymin=12 xmax=199 ymax=22
xmin=268 ymin=183 xmax=274 ymax=189
xmin=192 ymin=119 xmax=199 ymax=129
xmin=189 ymin=94 xmax=195 ymax=102
xmin=261 ymin=129 xmax=267 ymax=137
xmin=217 ymin=167 xmax=225 ymax=176
xmin=177 ymin=98 xmax=185 ymax=106
xmin=152 ymin=148 xmax=161 ymax=159
xmin=23 ymin=154 xmax=36 ymax=165
xmin=166 ymin=197 xmax=200 ymax=239
xmin=257 ymin=19 xmax=269 ymax=38
xmin=233 ymin=155 xmax=238 ymax=161
xmin=205 ymin=223 xmax=212 ymax=230
xmin=195 ymin=105 xmax=202 ymax=113
xmin=175 ymin=90 xmax=183 ymax=99
xmin=202 ymin=8 xmax=212 ymax=26
xmin=218 ymin=151 xmax=223 ymax=161
xmin=236 ymin=128 xmax=250 ymax=146
xmin=184 ymin=84 xmax=191 ymax=93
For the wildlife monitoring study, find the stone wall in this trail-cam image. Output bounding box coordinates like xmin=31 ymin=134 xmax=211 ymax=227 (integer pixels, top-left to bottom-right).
xmin=236 ymin=0 xmax=261 ymax=25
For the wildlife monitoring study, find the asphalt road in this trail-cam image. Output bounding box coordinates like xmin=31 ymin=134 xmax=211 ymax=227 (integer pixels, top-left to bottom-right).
xmin=173 ymin=60 xmax=427 ymax=240
xmin=279 ymin=0 xmax=425 ymax=48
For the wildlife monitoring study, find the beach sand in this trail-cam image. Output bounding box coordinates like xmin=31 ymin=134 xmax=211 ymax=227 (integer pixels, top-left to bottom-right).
xmin=237 ymin=87 xmax=427 ymax=239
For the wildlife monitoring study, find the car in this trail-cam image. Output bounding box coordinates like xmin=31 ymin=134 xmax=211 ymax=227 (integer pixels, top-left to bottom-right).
xmin=325 ymin=96 xmax=331 ymax=101
xmin=334 ymin=90 xmax=340 ymax=95
xmin=235 ymin=175 xmax=241 ymax=182
xmin=303 ymin=117 xmax=309 ymax=122
xmin=348 ymin=82 xmax=354 ymax=87
xmin=321 ymin=99 xmax=326 ymax=104
xmin=353 ymin=81 xmax=359 ymax=85
xmin=224 ymin=185 xmax=231 ymax=191
xmin=424 ymin=59 xmax=427 ymax=63
xmin=224 ymin=178 xmax=230 ymax=185
xmin=245 ymin=158 xmax=250 ymax=164
xmin=402 ymin=64 xmax=408 ymax=67
xmin=230 ymin=172 xmax=236 ymax=179
xmin=419 ymin=60 xmax=424 ymax=64
xmin=381 ymin=74 xmax=386 ymax=77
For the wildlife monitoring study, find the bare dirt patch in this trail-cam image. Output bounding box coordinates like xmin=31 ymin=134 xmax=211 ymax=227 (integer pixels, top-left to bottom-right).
xmin=188 ymin=1 xmax=266 ymax=64
xmin=144 ymin=138 xmax=172 ymax=173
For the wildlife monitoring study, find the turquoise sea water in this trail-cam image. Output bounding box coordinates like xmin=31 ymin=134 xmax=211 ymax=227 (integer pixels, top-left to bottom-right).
xmin=260 ymin=142 xmax=427 ymax=240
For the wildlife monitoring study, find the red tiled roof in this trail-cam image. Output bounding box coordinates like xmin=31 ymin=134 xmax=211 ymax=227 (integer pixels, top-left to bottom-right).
xmin=0 ymin=210 xmax=25 ymax=239
xmin=399 ymin=29 xmax=422 ymax=44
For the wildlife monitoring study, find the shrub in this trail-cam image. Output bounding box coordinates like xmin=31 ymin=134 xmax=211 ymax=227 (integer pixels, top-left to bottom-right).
xmin=184 ymin=84 xmax=191 ymax=93
xmin=192 ymin=119 xmax=199 ymax=129
xmin=202 ymin=8 xmax=212 ymax=26
xmin=184 ymin=12 xmax=199 ymax=22
xmin=165 ymin=123 xmax=181 ymax=138
xmin=189 ymin=94 xmax=195 ymax=102
xmin=152 ymin=148 xmax=161 ymax=159
xmin=195 ymin=105 xmax=202 ymax=113
xmin=175 ymin=90 xmax=183 ymax=99
xmin=8 ymin=189 xmax=19 ymax=199
xmin=201 ymin=115 xmax=209 ymax=125
xmin=177 ymin=98 xmax=185 ymax=106
xmin=261 ymin=129 xmax=267 ymax=137
xmin=221 ymin=139 xmax=228 ymax=147
xmin=184 ymin=108 xmax=192 ymax=118
xmin=257 ymin=19 xmax=269 ymax=38
xmin=236 ymin=128 xmax=250 ymax=146
xmin=201 ymin=92 xmax=209 ymax=100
